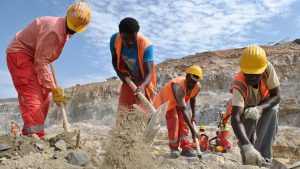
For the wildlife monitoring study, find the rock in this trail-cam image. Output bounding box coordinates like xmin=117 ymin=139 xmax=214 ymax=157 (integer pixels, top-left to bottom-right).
xmin=50 ymin=152 xmax=59 ymax=159
xmin=187 ymin=157 xmax=199 ymax=163
xmin=91 ymin=156 xmax=100 ymax=164
xmin=34 ymin=143 xmax=45 ymax=151
xmin=293 ymin=39 xmax=300 ymax=44
xmin=54 ymin=140 xmax=67 ymax=151
xmin=31 ymin=133 xmax=40 ymax=140
xmin=0 ymin=144 xmax=12 ymax=151
xmin=11 ymin=156 xmax=21 ymax=160
xmin=0 ymin=157 xmax=7 ymax=162
xmin=66 ymin=150 xmax=90 ymax=166
xmin=0 ymin=157 xmax=8 ymax=165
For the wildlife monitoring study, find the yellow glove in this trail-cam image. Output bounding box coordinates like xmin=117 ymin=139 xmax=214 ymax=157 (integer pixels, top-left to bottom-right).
xmin=51 ymin=87 xmax=67 ymax=105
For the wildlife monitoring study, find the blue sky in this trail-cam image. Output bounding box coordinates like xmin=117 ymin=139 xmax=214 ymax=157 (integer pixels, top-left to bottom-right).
xmin=1 ymin=0 xmax=300 ymax=99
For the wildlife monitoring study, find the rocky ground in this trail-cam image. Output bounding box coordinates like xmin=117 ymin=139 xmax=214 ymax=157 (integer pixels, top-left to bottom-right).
xmin=0 ymin=122 xmax=299 ymax=169
xmin=0 ymin=41 xmax=299 ymax=168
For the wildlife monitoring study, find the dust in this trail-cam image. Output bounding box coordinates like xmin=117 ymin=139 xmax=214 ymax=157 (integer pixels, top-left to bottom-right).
xmin=101 ymin=108 xmax=155 ymax=169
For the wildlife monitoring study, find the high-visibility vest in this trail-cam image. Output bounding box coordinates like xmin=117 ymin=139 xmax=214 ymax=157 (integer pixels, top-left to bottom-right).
xmin=154 ymin=77 xmax=200 ymax=112
xmin=114 ymin=33 xmax=156 ymax=103
xmin=223 ymin=71 xmax=270 ymax=125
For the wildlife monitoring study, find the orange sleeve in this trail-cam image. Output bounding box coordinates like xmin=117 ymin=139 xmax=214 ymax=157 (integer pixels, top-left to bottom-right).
xmin=34 ymin=31 xmax=59 ymax=90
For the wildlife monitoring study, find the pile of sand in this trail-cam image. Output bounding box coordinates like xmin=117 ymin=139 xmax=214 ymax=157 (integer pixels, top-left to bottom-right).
xmin=101 ymin=108 xmax=155 ymax=169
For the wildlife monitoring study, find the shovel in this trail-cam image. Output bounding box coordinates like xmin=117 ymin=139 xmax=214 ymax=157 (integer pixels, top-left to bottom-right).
xmin=271 ymin=159 xmax=300 ymax=169
xmin=50 ymin=63 xmax=80 ymax=147
xmin=124 ymin=77 xmax=169 ymax=142
xmin=192 ymin=121 xmax=203 ymax=159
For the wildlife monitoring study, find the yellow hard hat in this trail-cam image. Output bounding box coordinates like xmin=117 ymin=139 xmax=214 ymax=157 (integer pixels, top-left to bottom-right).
xmin=67 ymin=2 xmax=91 ymax=33
xmin=199 ymin=125 xmax=206 ymax=130
xmin=240 ymin=45 xmax=268 ymax=74
xmin=186 ymin=65 xmax=203 ymax=79
xmin=216 ymin=146 xmax=223 ymax=152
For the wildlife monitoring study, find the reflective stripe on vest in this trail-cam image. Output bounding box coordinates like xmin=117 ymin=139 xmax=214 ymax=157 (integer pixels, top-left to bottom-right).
xmin=155 ymin=77 xmax=200 ymax=112
xmin=114 ymin=33 xmax=156 ymax=103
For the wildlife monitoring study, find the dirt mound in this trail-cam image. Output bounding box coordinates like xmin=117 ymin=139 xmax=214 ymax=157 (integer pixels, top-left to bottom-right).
xmin=101 ymin=108 xmax=155 ymax=169
xmin=0 ymin=134 xmax=39 ymax=159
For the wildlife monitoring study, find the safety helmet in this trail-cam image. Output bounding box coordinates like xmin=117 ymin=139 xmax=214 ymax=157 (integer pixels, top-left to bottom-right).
xmin=240 ymin=45 xmax=268 ymax=74
xmin=199 ymin=125 xmax=206 ymax=131
xmin=67 ymin=2 xmax=91 ymax=33
xmin=186 ymin=65 xmax=203 ymax=80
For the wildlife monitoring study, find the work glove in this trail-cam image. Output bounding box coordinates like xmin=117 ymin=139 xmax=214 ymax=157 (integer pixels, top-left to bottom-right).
xmin=244 ymin=106 xmax=263 ymax=120
xmin=51 ymin=87 xmax=67 ymax=105
xmin=242 ymin=144 xmax=263 ymax=167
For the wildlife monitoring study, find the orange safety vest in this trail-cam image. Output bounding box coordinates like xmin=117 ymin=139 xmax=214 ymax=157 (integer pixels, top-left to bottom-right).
xmin=114 ymin=33 xmax=156 ymax=103
xmin=154 ymin=77 xmax=200 ymax=112
xmin=223 ymin=71 xmax=270 ymax=125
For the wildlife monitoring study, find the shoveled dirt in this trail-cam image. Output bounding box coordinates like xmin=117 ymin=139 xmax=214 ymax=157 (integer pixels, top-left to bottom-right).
xmin=101 ymin=108 xmax=155 ymax=169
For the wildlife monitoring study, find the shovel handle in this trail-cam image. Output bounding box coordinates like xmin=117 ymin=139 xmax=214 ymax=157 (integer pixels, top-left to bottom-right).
xmin=50 ymin=63 xmax=70 ymax=133
xmin=192 ymin=122 xmax=203 ymax=157
xmin=124 ymin=77 xmax=156 ymax=113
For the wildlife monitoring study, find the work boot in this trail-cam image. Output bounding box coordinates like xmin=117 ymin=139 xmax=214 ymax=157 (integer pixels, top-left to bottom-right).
xmin=180 ymin=149 xmax=196 ymax=157
xmin=170 ymin=148 xmax=180 ymax=158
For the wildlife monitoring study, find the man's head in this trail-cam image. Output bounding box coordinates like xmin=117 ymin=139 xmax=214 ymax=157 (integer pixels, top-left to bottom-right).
xmin=66 ymin=2 xmax=91 ymax=35
xmin=240 ymin=45 xmax=268 ymax=87
xmin=119 ymin=17 xmax=140 ymax=48
xmin=199 ymin=125 xmax=206 ymax=132
xmin=185 ymin=65 xmax=203 ymax=90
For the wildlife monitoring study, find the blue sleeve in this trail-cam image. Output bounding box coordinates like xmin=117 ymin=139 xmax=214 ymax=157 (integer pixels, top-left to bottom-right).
xmin=143 ymin=45 xmax=153 ymax=62
xmin=110 ymin=33 xmax=118 ymax=52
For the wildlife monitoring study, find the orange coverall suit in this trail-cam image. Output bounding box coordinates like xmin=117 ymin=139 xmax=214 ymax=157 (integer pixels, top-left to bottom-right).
xmin=6 ymin=16 xmax=70 ymax=137
xmin=155 ymin=77 xmax=200 ymax=151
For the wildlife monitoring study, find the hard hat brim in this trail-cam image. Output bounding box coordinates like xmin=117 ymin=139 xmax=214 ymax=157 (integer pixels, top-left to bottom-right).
xmin=240 ymin=64 xmax=267 ymax=74
xmin=67 ymin=17 xmax=87 ymax=33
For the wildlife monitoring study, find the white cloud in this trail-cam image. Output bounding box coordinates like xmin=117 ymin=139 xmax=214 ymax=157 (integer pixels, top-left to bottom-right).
xmin=84 ymin=0 xmax=297 ymax=63
xmin=61 ymin=73 xmax=107 ymax=88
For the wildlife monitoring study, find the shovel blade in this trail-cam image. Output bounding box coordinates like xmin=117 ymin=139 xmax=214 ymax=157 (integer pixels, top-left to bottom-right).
xmin=271 ymin=159 xmax=288 ymax=169
xmin=144 ymin=101 xmax=169 ymax=142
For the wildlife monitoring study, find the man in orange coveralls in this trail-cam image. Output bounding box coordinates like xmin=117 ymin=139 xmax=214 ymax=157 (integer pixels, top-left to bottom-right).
xmin=155 ymin=65 xmax=203 ymax=158
xmin=6 ymin=2 xmax=91 ymax=138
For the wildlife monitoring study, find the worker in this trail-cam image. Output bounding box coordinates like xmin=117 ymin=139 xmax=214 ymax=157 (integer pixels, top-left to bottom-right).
xmin=110 ymin=17 xmax=156 ymax=118
xmin=154 ymin=65 xmax=203 ymax=158
xmin=209 ymin=131 xmax=221 ymax=147
xmin=192 ymin=125 xmax=206 ymax=149
xmin=10 ymin=120 xmax=20 ymax=138
xmin=199 ymin=125 xmax=206 ymax=134
xmin=224 ymin=45 xmax=281 ymax=167
xmin=6 ymin=2 xmax=91 ymax=138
